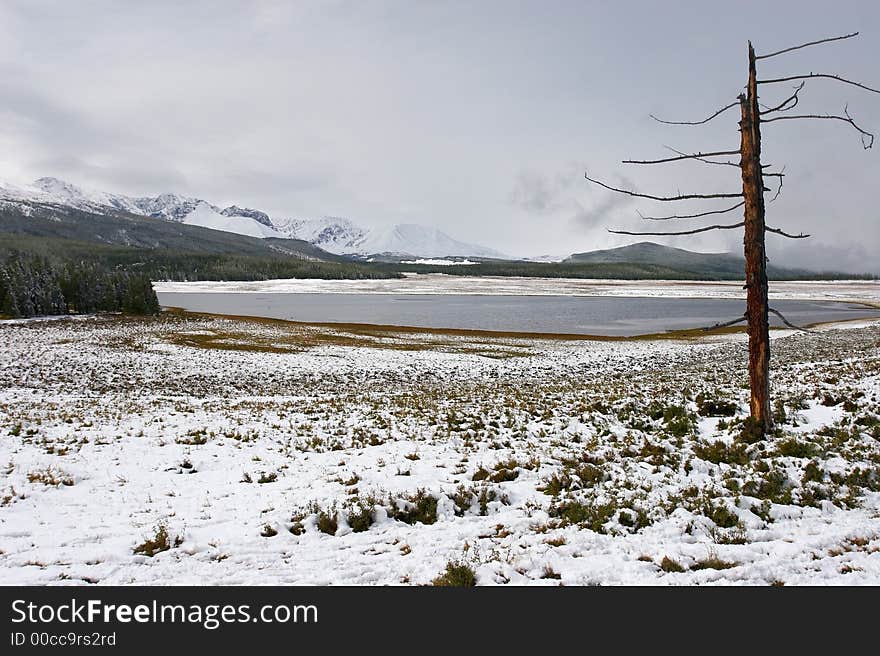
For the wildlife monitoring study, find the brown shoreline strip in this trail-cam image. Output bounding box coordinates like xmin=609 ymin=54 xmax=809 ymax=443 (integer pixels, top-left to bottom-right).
xmin=161 ymin=306 xmax=879 ymax=343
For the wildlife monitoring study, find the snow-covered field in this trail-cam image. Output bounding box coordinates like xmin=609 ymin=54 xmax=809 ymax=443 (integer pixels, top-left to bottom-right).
xmin=1 ymin=312 xmax=879 ymax=585
xmin=153 ymin=276 xmax=880 ymax=306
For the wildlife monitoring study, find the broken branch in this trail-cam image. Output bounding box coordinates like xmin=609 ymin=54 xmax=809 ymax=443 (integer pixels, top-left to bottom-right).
xmin=767 ymin=167 xmax=785 ymax=203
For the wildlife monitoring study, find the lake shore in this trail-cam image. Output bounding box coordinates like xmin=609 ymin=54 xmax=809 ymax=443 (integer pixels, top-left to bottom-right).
xmin=153 ymin=276 xmax=880 ymax=306
xmin=155 ymin=278 xmax=880 ymax=337
xmin=1 ymin=312 xmax=878 ymax=585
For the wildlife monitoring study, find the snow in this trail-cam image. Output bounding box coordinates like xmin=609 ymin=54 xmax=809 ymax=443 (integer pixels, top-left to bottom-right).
xmin=220 ymin=205 xmax=274 ymax=228
xmin=0 ymin=177 xmax=286 ymax=239
xmin=400 ymin=259 xmax=480 ymax=266
xmin=1 ymin=312 xmax=878 ymax=585
xmin=30 ymin=177 xmax=144 ymax=215
xmin=272 ymin=217 xmax=504 ymax=259
xmin=152 ymin=276 xmax=880 ymax=305
xmin=131 ymin=192 xmax=203 ymax=223
xmin=271 ymin=216 xmax=367 ymax=254
xmin=182 ymin=202 xmax=284 ymax=238
xmin=0 ymin=177 xmax=206 ymax=223
xmin=0 ymin=178 xmax=114 ymax=215
xmin=523 ymin=254 xmax=569 ymax=263
xmin=355 ymin=223 xmax=506 ymax=259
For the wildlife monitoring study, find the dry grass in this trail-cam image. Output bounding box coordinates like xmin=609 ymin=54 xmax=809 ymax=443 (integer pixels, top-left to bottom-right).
xmin=161 ymin=310 xmax=535 ymax=358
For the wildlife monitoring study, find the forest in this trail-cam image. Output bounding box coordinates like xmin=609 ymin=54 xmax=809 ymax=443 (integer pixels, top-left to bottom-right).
xmin=0 ymin=233 xmax=403 ymax=283
xmin=0 ymin=250 xmax=159 ymax=318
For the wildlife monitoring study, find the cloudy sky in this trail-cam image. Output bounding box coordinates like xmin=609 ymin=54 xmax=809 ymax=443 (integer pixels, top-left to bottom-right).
xmin=1 ymin=1 xmax=879 ymax=270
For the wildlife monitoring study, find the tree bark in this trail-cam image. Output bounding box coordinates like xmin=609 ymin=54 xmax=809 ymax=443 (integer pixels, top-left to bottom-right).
xmin=740 ymin=42 xmax=772 ymax=435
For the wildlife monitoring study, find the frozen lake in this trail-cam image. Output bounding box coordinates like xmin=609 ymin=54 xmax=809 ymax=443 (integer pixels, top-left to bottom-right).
xmin=156 ymin=292 xmax=880 ymax=336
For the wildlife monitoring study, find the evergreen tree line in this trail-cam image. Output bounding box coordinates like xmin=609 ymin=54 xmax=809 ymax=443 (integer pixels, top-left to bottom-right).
xmin=0 ymin=251 xmax=159 ymax=318
xmin=132 ymin=254 xmax=404 ymax=282
xmin=0 ymin=234 xmax=405 ymax=283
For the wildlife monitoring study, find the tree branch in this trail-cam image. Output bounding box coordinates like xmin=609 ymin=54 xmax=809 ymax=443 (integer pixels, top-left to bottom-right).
xmin=768 ymin=307 xmax=814 ymax=332
xmin=701 ymin=313 xmax=747 ymax=332
xmin=608 ymin=221 xmax=744 ymax=236
xmin=649 ymin=101 xmax=739 ymax=126
xmin=584 ymin=173 xmax=743 ymax=201
xmin=664 ymin=146 xmax=739 ymax=168
xmin=637 ymin=201 xmax=745 ymax=221
xmin=622 ymin=149 xmax=740 ymax=165
xmin=767 ymin=167 xmax=785 ymax=203
xmin=766 ymin=225 xmax=810 ymax=238
xmin=758 ymin=73 xmax=880 ymax=96
xmin=755 ymin=32 xmax=859 ymax=60
xmin=762 ymin=106 xmax=875 ymax=149
xmin=760 ymin=82 xmax=805 ymax=116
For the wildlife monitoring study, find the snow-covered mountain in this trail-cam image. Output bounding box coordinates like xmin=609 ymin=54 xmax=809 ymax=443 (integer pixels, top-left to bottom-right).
xmin=31 ymin=177 xmax=144 ymax=214
xmin=220 ymin=205 xmax=274 ymax=228
xmin=1 ymin=176 xmax=503 ymax=258
xmin=183 ymin=202 xmax=283 ymax=238
xmin=272 ymin=216 xmax=367 ymax=254
xmin=355 ymin=224 xmax=504 ymax=259
xmin=132 ymin=193 xmax=204 ymax=223
xmin=27 ymin=177 xmax=205 ymax=222
xmin=1 ymin=177 xmax=127 ymax=215
xmin=1 ymin=177 xmax=282 ymax=239
xmin=271 ymin=217 xmax=505 ymax=258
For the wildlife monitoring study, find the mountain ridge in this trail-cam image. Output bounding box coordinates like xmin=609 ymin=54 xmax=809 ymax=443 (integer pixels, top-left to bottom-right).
xmin=1 ymin=177 xmax=501 ymax=259
xmin=1 ymin=177 xmax=869 ymax=278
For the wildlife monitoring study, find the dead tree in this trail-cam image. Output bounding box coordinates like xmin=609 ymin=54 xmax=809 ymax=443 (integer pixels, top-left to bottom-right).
xmin=585 ymin=33 xmax=877 ymax=438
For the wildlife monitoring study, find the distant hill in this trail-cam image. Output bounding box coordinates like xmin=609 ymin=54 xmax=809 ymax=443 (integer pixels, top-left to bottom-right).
xmin=0 ymin=203 xmax=402 ymax=282
xmin=566 ymin=242 xmax=814 ymax=279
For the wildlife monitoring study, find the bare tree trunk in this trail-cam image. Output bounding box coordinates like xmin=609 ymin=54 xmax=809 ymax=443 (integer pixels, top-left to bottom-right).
xmin=740 ymin=42 xmax=772 ymax=435
xmin=594 ymin=32 xmax=875 ymax=434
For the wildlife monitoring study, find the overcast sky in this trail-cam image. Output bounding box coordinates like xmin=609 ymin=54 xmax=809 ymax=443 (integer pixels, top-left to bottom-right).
xmin=1 ymin=1 xmax=879 ymax=270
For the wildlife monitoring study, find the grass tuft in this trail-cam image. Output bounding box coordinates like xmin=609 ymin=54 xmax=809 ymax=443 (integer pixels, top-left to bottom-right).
xmin=432 ymin=560 xmax=477 ymax=587
xmin=659 ymin=556 xmax=686 ymax=573
xmin=133 ymin=524 xmax=182 ymax=557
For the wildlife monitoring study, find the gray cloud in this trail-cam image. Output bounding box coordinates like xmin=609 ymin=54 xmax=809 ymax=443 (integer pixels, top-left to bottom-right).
xmin=509 ymin=171 xmax=562 ymax=214
xmin=510 ymin=164 xmax=638 ymax=226
xmin=0 ymin=0 xmax=878 ymax=265
xmin=771 ymin=240 xmax=879 ymax=275
xmin=573 ymin=174 xmax=640 ymax=229
xmin=509 ymin=169 xmax=578 ymax=214
xmin=31 ymin=155 xmax=189 ymax=194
